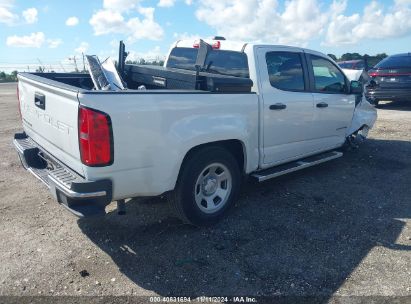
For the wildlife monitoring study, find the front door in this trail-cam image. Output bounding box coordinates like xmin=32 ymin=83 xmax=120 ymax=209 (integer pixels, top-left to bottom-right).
xmin=307 ymin=54 xmax=355 ymax=150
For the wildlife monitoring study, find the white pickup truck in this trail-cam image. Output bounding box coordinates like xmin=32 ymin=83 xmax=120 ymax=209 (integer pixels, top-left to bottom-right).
xmin=14 ymin=38 xmax=377 ymax=225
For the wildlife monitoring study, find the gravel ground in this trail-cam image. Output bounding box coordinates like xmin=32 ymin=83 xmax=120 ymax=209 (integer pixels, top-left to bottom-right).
xmin=0 ymin=82 xmax=410 ymax=302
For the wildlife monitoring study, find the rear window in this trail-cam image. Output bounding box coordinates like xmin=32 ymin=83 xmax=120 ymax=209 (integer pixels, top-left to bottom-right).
xmin=375 ymin=55 xmax=411 ymax=69
xmin=166 ymin=47 xmax=249 ymax=78
xmin=265 ymin=51 xmax=305 ymax=91
xmin=338 ymin=62 xmax=354 ymax=69
xmin=338 ymin=61 xmax=364 ymax=70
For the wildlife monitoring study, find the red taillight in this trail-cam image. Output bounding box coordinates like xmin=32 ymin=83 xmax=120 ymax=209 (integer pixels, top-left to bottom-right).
xmin=78 ymin=107 xmax=113 ymax=166
xmin=369 ymin=71 xmax=411 ymax=77
xmin=16 ymin=83 xmax=22 ymax=120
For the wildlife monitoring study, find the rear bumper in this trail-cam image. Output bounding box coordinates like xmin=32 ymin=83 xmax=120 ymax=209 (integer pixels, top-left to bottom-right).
xmin=365 ymin=87 xmax=411 ymax=102
xmin=13 ymin=132 xmax=112 ymax=217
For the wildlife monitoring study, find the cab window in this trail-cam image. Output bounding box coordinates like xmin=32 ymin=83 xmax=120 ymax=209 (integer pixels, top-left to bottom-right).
xmin=265 ymin=52 xmax=305 ymax=91
xmin=310 ymin=56 xmax=347 ymax=93
xmin=166 ymin=47 xmax=249 ymax=78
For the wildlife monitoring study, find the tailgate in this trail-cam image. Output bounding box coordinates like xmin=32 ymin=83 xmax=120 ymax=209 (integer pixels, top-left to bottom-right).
xmin=18 ymin=75 xmax=83 ymax=175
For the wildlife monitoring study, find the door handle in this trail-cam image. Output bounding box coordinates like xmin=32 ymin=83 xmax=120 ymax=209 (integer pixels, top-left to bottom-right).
xmin=316 ymin=102 xmax=328 ymax=108
xmin=269 ymin=103 xmax=287 ymax=110
xmin=34 ymin=92 xmax=46 ymax=110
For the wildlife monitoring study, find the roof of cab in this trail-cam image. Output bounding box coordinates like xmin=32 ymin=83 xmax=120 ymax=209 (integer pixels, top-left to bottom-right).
xmin=175 ymin=38 xmax=248 ymax=52
xmin=174 ymin=38 xmax=324 ymax=55
xmin=173 ymin=38 xmax=330 ymax=60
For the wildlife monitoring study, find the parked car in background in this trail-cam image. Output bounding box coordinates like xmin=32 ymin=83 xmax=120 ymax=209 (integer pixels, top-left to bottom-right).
xmin=365 ymin=53 xmax=411 ymax=106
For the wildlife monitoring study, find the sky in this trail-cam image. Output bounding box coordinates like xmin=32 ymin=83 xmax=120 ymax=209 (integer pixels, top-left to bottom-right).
xmin=0 ymin=0 xmax=411 ymax=72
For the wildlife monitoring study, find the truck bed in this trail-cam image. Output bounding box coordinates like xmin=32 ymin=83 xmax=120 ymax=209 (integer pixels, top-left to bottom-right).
xmin=22 ymin=72 xmax=95 ymax=91
xmin=17 ymin=72 xmax=259 ymax=201
xmin=25 ymin=66 xmax=254 ymax=94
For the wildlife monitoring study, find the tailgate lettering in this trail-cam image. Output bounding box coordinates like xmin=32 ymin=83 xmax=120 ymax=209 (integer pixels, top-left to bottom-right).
xmin=22 ymin=102 xmax=73 ymax=135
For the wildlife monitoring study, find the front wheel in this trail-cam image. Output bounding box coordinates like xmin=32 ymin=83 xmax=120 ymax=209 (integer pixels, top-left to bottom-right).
xmin=169 ymin=146 xmax=241 ymax=226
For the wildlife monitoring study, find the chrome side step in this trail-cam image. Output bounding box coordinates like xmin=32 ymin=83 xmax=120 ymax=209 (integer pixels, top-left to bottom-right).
xmin=252 ymin=151 xmax=343 ymax=182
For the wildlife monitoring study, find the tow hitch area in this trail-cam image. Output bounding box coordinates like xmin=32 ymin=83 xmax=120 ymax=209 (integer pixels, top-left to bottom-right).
xmin=13 ymin=132 xmax=113 ymax=217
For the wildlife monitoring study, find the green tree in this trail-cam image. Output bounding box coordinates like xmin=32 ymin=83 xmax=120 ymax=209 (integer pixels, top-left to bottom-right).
xmin=153 ymin=60 xmax=164 ymax=66
xmin=340 ymin=53 xmax=363 ymax=61
xmin=375 ymin=53 xmax=388 ymax=60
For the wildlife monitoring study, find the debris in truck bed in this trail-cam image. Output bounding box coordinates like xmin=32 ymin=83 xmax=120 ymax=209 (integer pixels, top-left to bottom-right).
xmin=86 ymin=55 xmax=110 ymax=90
xmin=86 ymin=55 xmax=125 ymax=91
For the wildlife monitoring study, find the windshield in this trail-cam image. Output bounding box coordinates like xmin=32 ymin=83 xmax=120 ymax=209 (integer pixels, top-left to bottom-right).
xmin=166 ymin=47 xmax=250 ymax=78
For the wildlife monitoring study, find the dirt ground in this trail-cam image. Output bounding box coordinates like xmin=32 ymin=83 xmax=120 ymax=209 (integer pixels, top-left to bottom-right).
xmin=0 ymin=82 xmax=410 ymax=302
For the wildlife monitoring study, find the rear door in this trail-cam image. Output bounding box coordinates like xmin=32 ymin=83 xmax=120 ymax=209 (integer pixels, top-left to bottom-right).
xmin=306 ymin=53 xmax=355 ymax=150
xmin=18 ymin=75 xmax=83 ymax=175
xmin=256 ymin=47 xmax=318 ymax=166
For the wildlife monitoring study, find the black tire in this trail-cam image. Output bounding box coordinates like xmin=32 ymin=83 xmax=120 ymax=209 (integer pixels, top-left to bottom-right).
xmin=169 ymin=146 xmax=241 ymax=226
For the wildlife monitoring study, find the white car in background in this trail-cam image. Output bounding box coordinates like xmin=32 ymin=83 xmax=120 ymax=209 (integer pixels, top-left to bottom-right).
xmin=338 ymin=60 xmax=369 ymax=82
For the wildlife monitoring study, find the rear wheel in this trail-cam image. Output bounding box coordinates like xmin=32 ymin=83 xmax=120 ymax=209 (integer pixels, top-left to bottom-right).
xmin=169 ymin=146 xmax=241 ymax=226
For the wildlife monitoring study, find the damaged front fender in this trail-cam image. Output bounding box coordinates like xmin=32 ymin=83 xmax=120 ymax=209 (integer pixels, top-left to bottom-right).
xmin=346 ymin=97 xmax=377 ymax=137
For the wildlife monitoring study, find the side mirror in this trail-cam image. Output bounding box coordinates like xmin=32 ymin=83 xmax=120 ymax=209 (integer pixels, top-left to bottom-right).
xmin=350 ymin=80 xmax=363 ymax=95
